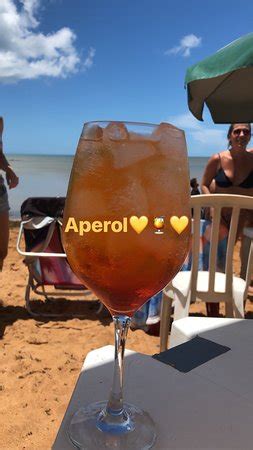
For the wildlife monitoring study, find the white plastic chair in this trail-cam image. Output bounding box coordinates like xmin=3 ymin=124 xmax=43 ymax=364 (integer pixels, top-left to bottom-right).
xmin=160 ymin=194 xmax=253 ymax=351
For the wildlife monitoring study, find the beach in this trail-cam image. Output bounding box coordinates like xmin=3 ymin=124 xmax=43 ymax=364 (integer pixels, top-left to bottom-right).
xmin=0 ymin=224 xmax=252 ymax=450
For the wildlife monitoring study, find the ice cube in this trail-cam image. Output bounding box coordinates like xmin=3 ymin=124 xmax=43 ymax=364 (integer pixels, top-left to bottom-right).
xmin=106 ymin=173 xmax=149 ymax=214
xmin=73 ymin=138 xmax=113 ymax=187
xmin=104 ymin=122 xmax=129 ymax=141
xmin=70 ymin=188 xmax=109 ymax=218
xmin=82 ymin=123 xmax=103 ymax=141
xmin=151 ymin=122 xmax=182 ymax=142
xmin=151 ymin=122 xmax=187 ymax=157
xmin=103 ymin=123 xmax=156 ymax=169
xmin=111 ymin=141 xmax=157 ymax=169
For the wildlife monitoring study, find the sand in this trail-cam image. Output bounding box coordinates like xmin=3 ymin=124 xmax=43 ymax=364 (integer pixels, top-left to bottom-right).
xmin=0 ymin=224 xmax=253 ymax=450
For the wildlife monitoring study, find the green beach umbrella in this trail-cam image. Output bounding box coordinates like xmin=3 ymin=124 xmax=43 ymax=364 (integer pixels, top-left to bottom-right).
xmin=185 ymin=32 xmax=253 ymax=123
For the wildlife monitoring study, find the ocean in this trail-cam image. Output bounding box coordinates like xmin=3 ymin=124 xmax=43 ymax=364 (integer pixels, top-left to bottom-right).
xmin=5 ymin=154 xmax=210 ymax=219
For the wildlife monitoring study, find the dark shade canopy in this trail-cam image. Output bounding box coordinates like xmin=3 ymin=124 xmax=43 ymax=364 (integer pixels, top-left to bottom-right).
xmin=185 ymin=33 xmax=253 ymax=123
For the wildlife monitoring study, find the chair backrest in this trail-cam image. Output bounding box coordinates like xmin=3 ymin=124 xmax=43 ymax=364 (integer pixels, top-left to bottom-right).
xmin=190 ymin=194 xmax=253 ymax=302
xmin=39 ymin=225 xmax=85 ymax=288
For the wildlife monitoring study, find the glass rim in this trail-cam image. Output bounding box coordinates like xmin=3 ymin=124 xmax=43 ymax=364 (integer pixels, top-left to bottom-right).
xmin=82 ymin=120 xmax=183 ymax=132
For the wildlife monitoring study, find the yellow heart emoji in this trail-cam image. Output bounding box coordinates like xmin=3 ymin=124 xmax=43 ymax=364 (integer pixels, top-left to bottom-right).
xmin=170 ymin=216 xmax=189 ymax=235
xmin=130 ymin=216 xmax=148 ymax=234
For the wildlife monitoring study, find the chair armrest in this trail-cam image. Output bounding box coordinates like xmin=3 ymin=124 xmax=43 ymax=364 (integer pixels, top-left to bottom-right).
xmin=16 ymin=221 xmax=66 ymax=258
xmin=244 ymin=240 xmax=253 ymax=297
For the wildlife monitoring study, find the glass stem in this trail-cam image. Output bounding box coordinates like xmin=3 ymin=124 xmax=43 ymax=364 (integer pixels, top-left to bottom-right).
xmin=96 ymin=315 xmax=134 ymax=434
xmin=106 ymin=315 xmax=131 ymax=415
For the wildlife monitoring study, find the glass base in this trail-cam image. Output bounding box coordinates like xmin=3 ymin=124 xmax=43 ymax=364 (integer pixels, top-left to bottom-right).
xmin=68 ymin=401 xmax=156 ymax=449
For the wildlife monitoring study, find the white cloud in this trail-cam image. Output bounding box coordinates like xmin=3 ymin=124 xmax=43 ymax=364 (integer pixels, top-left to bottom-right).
xmin=167 ymin=112 xmax=226 ymax=155
xmin=20 ymin=0 xmax=40 ymax=28
xmin=167 ymin=112 xmax=202 ymax=131
xmin=191 ymin=129 xmax=225 ymax=148
xmin=0 ymin=0 xmax=94 ymax=82
xmin=165 ymin=34 xmax=202 ymax=57
xmin=83 ymin=47 xmax=96 ymax=70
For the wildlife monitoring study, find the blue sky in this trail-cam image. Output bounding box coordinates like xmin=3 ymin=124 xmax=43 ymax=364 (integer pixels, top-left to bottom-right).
xmin=1 ymin=0 xmax=253 ymax=156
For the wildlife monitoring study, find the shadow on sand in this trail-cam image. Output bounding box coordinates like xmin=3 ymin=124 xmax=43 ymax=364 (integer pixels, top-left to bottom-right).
xmin=0 ymin=298 xmax=112 ymax=339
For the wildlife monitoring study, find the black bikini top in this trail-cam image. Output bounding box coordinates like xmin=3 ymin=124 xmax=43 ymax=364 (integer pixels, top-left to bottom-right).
xmin=215 ymin=154 xmax=253 ymax=189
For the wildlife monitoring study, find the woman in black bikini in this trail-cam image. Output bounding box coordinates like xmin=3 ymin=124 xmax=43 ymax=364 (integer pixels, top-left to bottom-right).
xmin=201 ymin=123 xmax=253 ymax=315
xmin=203 ymin=123 xmax=253 ymax=190
xmin=202 ymin=123 xmax=253 ymax=223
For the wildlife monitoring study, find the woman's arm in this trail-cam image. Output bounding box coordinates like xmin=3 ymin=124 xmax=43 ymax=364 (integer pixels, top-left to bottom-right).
xmin=0 ymin=116 xmax=8 ymax=170
xmin=0 ymin=117 xmax=19 ymax=189
xmin=201 ymin=153 xmax=220 ymax=221
xmin=0 ymin=152 xmax=10 ymax=172
xmin=201 ymin=153 xmax=220 ymax=194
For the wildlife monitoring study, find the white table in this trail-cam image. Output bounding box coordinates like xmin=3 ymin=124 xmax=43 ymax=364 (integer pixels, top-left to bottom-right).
xmin=53 ymin=319 xmax=253 ymax=449
xmin=170 ymin=317 xmax=245 ymax=348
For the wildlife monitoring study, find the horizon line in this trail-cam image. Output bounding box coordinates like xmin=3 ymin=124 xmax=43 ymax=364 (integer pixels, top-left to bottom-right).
xmin=6 ymin=152 xmax=211 ymax=158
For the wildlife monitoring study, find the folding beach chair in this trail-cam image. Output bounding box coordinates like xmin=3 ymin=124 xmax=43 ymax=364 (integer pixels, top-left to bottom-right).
xmin=17 ymin=197 xmax=93 ymax=317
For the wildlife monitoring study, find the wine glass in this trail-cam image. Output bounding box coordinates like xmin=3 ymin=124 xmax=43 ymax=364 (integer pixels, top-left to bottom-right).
xmin=62 ymin=121 xmax=190 ymax=449
xmin=154 ymin=216 xmax=165 ymax=234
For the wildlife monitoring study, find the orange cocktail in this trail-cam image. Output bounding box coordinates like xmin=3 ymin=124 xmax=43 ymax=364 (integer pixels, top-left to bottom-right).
xmin=63 ymin=122 xmax=190 ymax=316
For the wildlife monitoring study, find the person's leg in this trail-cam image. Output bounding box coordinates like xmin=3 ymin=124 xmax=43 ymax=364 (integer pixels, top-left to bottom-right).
xmin=0 ymin=211 xmax=9 ymax=271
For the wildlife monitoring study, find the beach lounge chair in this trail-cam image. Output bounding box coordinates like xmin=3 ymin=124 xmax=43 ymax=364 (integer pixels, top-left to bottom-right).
xmin=16 ymin=197 xmax=92 ymax=317
xmin=160 ymin=194 xmax=253 ymax=351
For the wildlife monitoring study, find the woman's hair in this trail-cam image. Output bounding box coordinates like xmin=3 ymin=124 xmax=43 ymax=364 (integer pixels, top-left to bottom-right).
xmin=227 ymin=123 xmax=251 ymax=148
